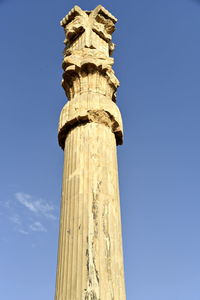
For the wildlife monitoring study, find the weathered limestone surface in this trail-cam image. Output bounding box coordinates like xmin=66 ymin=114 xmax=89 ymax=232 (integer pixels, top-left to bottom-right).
xmin=55 ymin=5 xmax=126 ymax=300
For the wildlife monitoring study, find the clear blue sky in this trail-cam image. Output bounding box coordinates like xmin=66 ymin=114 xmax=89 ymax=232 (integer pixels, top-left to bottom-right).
xmin=0 ymin=0 xmax=200 ymax=299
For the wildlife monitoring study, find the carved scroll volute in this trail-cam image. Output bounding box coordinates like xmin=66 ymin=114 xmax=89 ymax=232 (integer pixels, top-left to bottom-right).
xmin=60 ymin=5 xmax=117 ymax=56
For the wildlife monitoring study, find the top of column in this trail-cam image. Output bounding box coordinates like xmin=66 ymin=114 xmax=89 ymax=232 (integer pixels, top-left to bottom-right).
xmin=60 ymin=5 xmax=117 ymax=57
xmin=58 ymin=6 xmax=123 ymax=147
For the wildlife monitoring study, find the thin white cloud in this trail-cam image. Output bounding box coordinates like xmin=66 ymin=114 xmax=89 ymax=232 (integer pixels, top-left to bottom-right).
xmin=9 ymin=215 xmax=29 ymax=235
xmin=9 ymin=214 xmax=21 ymax=225
xmin=15 ymin=192 xmax=56 ymax=220
xmin=2 ymin=192 xmax=57 ymax=237
xmin=15 ymin=193 xmax=36 ymax=212
xmin=18 ymin=229 xmax=29 ymax=235
xmin=29 ymin=221 xmax=47 ymax=232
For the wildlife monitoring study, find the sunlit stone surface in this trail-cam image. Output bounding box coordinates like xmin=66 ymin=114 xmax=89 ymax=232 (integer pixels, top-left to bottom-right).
xmin=55 ymin=5 xmax=126 ymax=299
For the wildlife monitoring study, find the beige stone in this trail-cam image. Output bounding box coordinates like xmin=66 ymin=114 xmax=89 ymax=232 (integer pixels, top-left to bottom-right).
xmin=55 ymin=5 xmax=126 ymax=300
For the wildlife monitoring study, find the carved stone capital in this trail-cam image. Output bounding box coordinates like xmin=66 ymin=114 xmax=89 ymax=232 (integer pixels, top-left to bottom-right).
xmin=62 ymin=49 xmax=119 ymax=101
xmin=59 ymin=6 xmax=122 ymax=148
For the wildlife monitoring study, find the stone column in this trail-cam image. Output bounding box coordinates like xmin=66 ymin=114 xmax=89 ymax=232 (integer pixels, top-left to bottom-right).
xmin=55 ymin=5 xmax=126 ymax=300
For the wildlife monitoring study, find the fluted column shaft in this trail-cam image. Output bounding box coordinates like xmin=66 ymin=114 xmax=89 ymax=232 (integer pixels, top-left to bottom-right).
xmin=55 ymin=5 xmax=126 ymax=299
xmin=55 ymin=122 xmax=125 ymax=299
